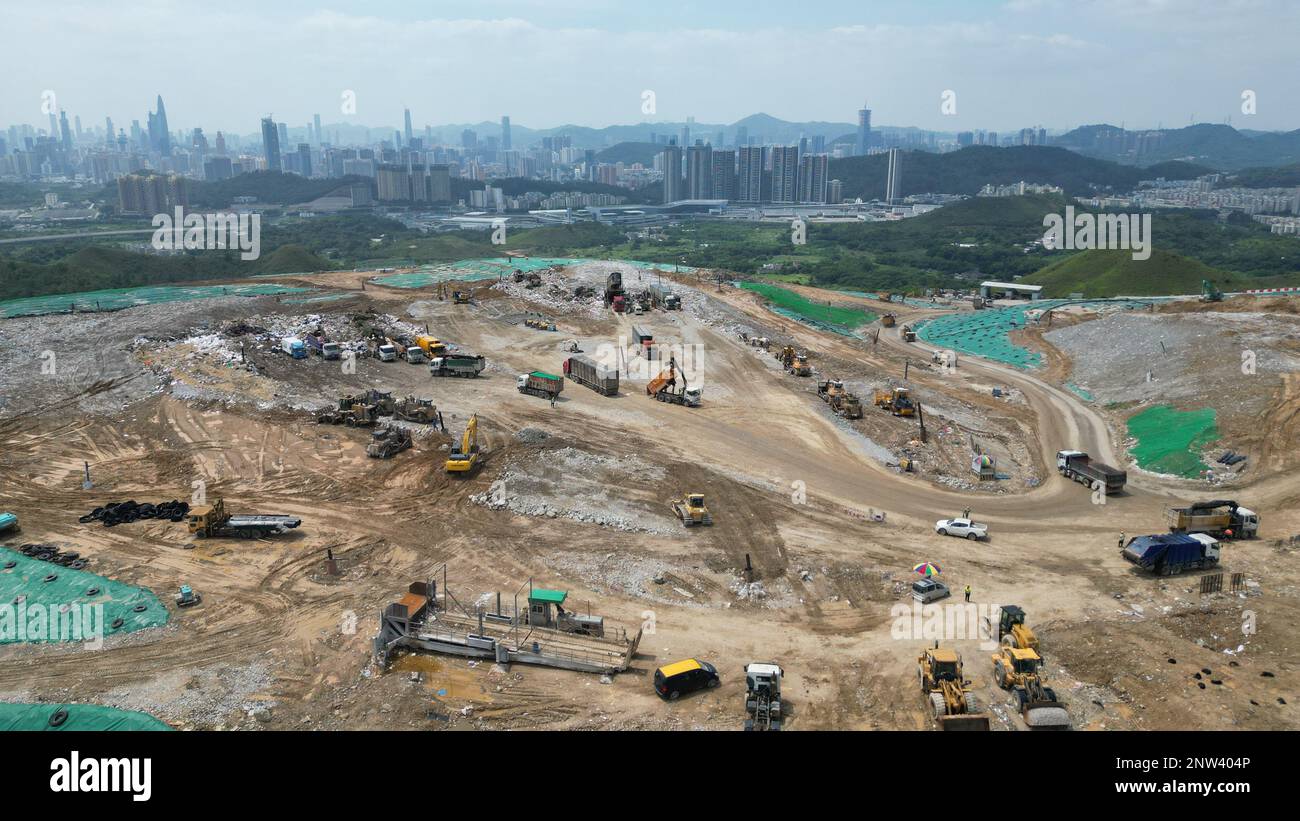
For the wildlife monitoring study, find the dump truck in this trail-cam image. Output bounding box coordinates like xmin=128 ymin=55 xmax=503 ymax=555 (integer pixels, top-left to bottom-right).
xmin=404 ymin=346 xmax=426 ymax=364
xmin=186 ymin=498 xmax=302 ymax=539
xmin=917 ymin=646 xmax=991 ymax=731
xmin=445 ymin=415 xmax=481 ymax=474
xmin=1056 ymin=450 xmax=1126 ymax=494
xmin=429 ymin=354 xmax=485 ymax=378
xmin=985 ymin=605 xmax=1040 ymax=652
xmin=649 ymin=284 xmax=680 ymax=310
xmin=881 ymin=313 xmax=897 ymax=327
xmin=517 ymin=371 xmax=564 ymax=400
xmin=874 ymin=387 xmax=915 ymax=417
xmin=647 ymin=360 xmax=701 ymax=406
xmin=604 ymin=271 xmax=625 ymax=310
xmin=901 ymin=325 xmax=917 ymax=342
xmin=415 ymin=335 xmax=447 ymax=357
xmin=394 ymin=396 xmax=438 ymax=424
xmin=743 ymin=662 xmax=784 ymax=731
xmin=1122 ymin=533 xmax=1220 ymax=575
xmin=991 ymin=646 xmax=1070 ymax=729
xmin=1165 ymin=500 xmax=1259 ymax=538
xmin=280 ymin=337 xmax=307 ymax=359
xmin=564 ymin=354 xmax=619 ymax=396
xmin=366 ymin=426 xmax=412 ymax=459
xmin=670 ymin=493 xmax=712 ymax=527
xmin=374 ymin=342 xmax=398 ymax=362
xmin=0 ymin=512 xmax=18 ymax=534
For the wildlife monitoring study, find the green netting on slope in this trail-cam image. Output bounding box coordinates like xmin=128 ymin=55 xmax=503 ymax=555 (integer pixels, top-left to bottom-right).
xmin=0 ymin=702 xmax=171 ymax=731
xmin=0 ymin=547 xmax=167 ymax=644
xmin=0 ymin=284 xmax=311 ymax=318
xmin=740 ymin=282 xmax=877 ymax=330
xmin=1066 ymin=383 xmax=1095 ymax=402
xmin=1126 ymin=405 xmax=1219 ymax=479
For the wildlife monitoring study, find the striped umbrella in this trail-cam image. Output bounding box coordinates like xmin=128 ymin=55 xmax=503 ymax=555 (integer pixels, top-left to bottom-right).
xmin=912 ymin=562 xmax=942 ymax=577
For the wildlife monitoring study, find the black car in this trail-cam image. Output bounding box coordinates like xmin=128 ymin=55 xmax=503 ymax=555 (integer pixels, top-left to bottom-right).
xmin=654 ymin=658 xmax=720 ymax=700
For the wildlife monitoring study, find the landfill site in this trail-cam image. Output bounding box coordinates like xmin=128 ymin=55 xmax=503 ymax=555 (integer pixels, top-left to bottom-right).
xmin=0 ymin=259 xmax=1297 ymax=732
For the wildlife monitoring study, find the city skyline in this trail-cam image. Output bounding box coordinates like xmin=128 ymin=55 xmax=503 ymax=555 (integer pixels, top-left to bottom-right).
xmin=5 ymin=0 xmax=1300 ymax=134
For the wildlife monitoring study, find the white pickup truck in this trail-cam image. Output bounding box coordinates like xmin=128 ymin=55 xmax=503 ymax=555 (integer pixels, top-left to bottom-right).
xmin=935 ymin=518 xmax=988 ymax=540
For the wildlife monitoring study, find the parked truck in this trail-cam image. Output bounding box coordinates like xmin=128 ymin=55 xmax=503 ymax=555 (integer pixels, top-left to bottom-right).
xmin=517 ymin=371 xmax=564 ymax=400
xmin=1122 ymin=533 xmax=1220 ymax=575
xmin=1166 ymin=500 xmax=1259 ymax=539
xmin=429 ymin=354 xmax=485 ymax=378
xmin=280 ymin=337 xmax=308 ymax=359
xmin=415 ymin=335 xmax=447 ymax=357
xmin=1056 ymin=450 xmax=1126 ymax=495
xmin=564 ymin=355 xmax=619 ymax=396
xmin=604 ymin=271 xmax=626 ymax=311
xmin=186 ymin=498 xmax=302 ymax=539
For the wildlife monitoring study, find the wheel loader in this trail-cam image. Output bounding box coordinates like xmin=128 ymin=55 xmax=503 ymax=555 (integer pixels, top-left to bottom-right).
xmin=991 ymin=646 xmax=1070 ymax=729
xmin=670 ymin=493 xmax=712 ymax=527
xmin=985 ymin=604 xmax=1040 ymax=652
xmin=917 ymin=645 xmax=990 ymax=731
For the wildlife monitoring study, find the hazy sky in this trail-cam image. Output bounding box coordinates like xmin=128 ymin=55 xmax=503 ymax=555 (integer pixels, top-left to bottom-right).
xmin=5 ymin=0 xmax=1299 ymax=134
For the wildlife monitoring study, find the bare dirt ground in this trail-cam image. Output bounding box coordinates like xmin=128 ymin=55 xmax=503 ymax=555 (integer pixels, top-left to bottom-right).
xmin=0 ymin=268 xmax=1296 ymax=731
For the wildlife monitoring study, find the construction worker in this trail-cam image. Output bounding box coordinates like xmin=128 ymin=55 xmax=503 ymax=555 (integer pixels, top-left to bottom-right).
xmin=1118 ymin=531 xmax=1127 ymax=549
xmin=964 ymin=584 xmax=972 ymax=603
xmin=962 ymin=506 xmax=971 ymax=520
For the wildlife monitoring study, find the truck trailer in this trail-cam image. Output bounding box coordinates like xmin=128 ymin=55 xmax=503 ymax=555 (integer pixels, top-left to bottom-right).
xmin=429 ymin=354 xmax=485 ymax=378
xmin=1122 ymin=533 xmax=1220 ymax=575
xmin=564 ymin=355 xmax=619 ymax=396
xmin=280 ymin=337 xmax=308 ymax=359
xmin=517 ymin=371 xmax=564 ymax=400
xmin=1056 ymin=450 xmax=1126 ymax=494
xmin=186 ymin=498 xmax=302 ymax=539
xmin=1165 ymin=500 xmax=1259 ymax=538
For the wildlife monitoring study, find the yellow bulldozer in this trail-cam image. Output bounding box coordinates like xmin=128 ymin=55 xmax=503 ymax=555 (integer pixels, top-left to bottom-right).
xmin=881 ymin=313 xmax=897 ymax=328
xmin=445 ymin=414 xmax=481 ymax=474
xmin=670 ymin=493 xmax=712 ymax=527
xmin=991 ymin=646 xmax=1070 ymax=729
xmin=985 ymin=605 xmax=1040 ymax=652
xmin=874 ymin=387 xmax=915 ymax=417
xmin=917 ymin=645 xmax=990 ymax=731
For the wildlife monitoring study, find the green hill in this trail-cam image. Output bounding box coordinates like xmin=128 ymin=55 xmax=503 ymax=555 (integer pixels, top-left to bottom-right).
xmin=827 ymin=146 xmax=1209 ymax=201
xmin=1055 ymin=123 xmax=1300 ymax=170
xmin=1021 ymin=248 xmax=1244 ymax=297
xmin=253 ymin=244 xmax=332 ymax=274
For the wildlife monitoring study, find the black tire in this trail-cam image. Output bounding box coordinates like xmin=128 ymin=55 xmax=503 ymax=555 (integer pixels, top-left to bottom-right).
xmin=967 ymin=532 xmax=978 ymax=540
xmin=938 ymin=528 xmax=948 ymax=536
xmin=48 ymin=708 xmax=69 ymax=728
xmin=669 ymin=690 xmax=680 ymax=701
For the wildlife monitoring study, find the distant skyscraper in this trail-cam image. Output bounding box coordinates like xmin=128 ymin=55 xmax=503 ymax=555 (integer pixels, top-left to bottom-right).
xmin=314 ymin=113 xmax=322 ymax=146
xmin=104 ymin=117 xmax=114 ymax=148
xmin=827 ymin=179 xmax=844 ymax=204
xmin=661 ymin=146 xmax=683 ymax=203
xmin=737 ymin=146 xmax=765 ymax=203
xmin=686 ymin=144 xmax=712 ymax=199
xmin=261 ymin=116 xmax=282 ymax=171
xmin=711 ymin=150 xmax=737 ymax=201
xmin=856 ymin=104 xmax=871 ymax=156
xmin=58 ymin=111 xmax=72 ymax=151
xmin=735 ymin=125 xmax=748 ymax=148
xmin=885 ymin=148 xmax=902 ymax=204
xmin=403 ymin=108 xmax=413 ymax=147
xmin=798 ymin=154 xmax=828 ymax=203
xmin=770 ymin=145 xmax=799 ymax=203
xmin=297 ymin=143 xmax=312 ymax=177
xmin=501 ymin=116 xmax=511 ymax=150
xmin=277 ymin=122 xmax=289 ymax=151
xmin=148 ymin=95 xmax=171 ymax=153
xmin=215 ymin=131 xmax=226 ymax=155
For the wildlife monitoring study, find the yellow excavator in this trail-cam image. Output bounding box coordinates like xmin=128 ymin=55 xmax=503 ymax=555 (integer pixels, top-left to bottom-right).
xmin=986 ymin=605 xmax=1040 ymax=652
xmin=991 ymin=646 xmax=1070 ymax=729
xmin=445 ymin=414 xmax=481 ymax=474
xmin=917 ymin=644 xmax=990 ymax=731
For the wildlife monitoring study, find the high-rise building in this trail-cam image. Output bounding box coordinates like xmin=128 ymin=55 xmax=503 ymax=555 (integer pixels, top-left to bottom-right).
xmin=261 ymin=117 xmax=282 ymax=171
xmin=661 ymin=146 xmax=683 ymax=203
xmin=117 ymin=173 xmax=188 ymax=214
xmin=770 ymin=145 xmax=800 ymax=203
xmin=686 ymin=144 xmax=712 ymax=199
xmin=58 ymin=111 xmax=72 ymax=151
xmin=314 ymin=113 xmax=322 ymax=146
xmin=204 ymin=156 xmax=234 ymax=181
xmin=297 ymin=143 xmax=312 ymax=177
xmin=827 ymin=179 xmax=844 ymax=204
xmin=277 ymin=122 xmax=289 ymax=151
xmin=737 ymin=146 xmax=765 ymax=203
xmin=798 ymin=154 xmax=828 ymax=203
xmin=885 ymin=148 xmax=902 ymax=204
xmin=735 ymin=125 xmax=748 ymax=147
xmin=856 ymin=104 xmax=871 ymax=156
xmin=501 ymin=116 xmax=511 ymax=150
xmin=711 ymin=150 xmax=737 ymax=201
xmin=461 ymin=129 xmax=477 ymax=150
xmin=403 ymin=108 xmax=413 ymax=147
xmin=148 ymin=95 xmax=171 ymax=153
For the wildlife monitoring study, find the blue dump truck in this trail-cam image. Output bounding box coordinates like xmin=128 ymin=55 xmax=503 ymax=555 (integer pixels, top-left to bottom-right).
xmin=1122 ymin=533 xmax=1220 ymax=575
xmin=0 ymin=512 xmax=18 ymax=534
